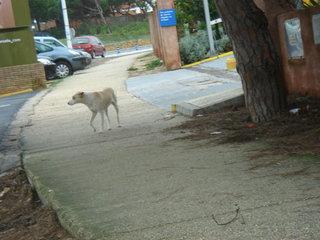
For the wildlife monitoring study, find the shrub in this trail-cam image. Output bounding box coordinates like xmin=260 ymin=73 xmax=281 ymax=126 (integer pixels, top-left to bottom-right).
xmin=216 ymin=35 xmax=232 ymax=53
xmin=179 ymin=30 xmax=210 ymax=64
xmin=145 ymin=59 xmax=162 ymax=70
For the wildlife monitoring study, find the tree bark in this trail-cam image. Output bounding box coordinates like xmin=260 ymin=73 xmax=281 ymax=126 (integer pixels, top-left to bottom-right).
xmin=214 ymin=0 xmax=287 ymax=122
xmin=254 ymin=0 xmax=295 ymax=54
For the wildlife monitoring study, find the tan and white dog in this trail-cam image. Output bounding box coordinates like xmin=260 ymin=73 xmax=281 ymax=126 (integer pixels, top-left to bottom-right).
xmin=68 ymin=88 xmax=121 ymax=132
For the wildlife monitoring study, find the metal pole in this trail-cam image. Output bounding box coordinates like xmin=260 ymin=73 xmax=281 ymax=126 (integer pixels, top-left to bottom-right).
xmin=61 ymin=0 xmax=72 ymax=48
xmin=203 ymin=0 xmax=215 ymax=55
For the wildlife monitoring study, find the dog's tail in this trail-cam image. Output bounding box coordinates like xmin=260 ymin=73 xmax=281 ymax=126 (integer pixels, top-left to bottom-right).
xmin=111 ymin=89 xmax=117 ymax=104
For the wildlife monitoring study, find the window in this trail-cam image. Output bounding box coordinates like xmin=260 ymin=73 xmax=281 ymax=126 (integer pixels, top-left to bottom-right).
xmin=44 ymin=39 xmax=64 ymax=47
xmin=35 ymin=42 xmax=53 ymax=53
xmin=90 ymin=38 xmax=99 ymax=44
xmin=284 ymin=18 xmax=304 ymax=59
xmin=72 ymin=37 xmax=90 ymax=44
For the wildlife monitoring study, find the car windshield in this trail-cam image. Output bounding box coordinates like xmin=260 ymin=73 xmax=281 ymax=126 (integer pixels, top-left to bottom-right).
xmin=73 ymin=38 xmax=90 ymax=44
xmin=44 ymin=39 xmax=65 ymax=47
xmin=35 ymin=42 xmax=53 ymax=53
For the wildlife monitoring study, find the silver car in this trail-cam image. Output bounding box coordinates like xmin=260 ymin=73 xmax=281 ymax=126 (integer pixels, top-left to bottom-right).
xmin=35 ymin=42 xmax=87 ymax=78
xmin=34 ymin=36 xmax=92 ymax=66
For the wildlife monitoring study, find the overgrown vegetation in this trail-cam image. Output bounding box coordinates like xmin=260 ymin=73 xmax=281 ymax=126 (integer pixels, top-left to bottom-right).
xmin=76 ymin=20 xmax=150 ymax=44
xmin=145 ymin=59 xmax=162 ymax=70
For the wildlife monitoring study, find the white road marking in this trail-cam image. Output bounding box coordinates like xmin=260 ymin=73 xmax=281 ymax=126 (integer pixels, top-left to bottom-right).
xmin=0 ymin=104 xmax=10 ymax=108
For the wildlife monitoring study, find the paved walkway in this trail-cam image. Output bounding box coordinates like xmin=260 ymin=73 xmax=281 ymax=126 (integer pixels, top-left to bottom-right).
xmin=21 ymin=55 xmax=320 ymax=240
xmin=127 ymin=55 xmax=241 ymax=110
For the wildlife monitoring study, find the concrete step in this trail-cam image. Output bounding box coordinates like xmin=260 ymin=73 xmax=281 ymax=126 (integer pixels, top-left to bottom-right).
xmin=176 ymin=88 xmax=244 ymax=116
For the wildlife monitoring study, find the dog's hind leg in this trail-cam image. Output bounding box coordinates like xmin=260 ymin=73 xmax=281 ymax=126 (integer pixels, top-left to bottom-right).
xmin=112 ymin=102 xmax=121 ymax=127
xmin=105 ymin=106 xmax=111 ymax=128
xmin=99 ymin=111 xmax=107 ymax=132
xmin=90 ymin=111 xmax=97 ymax=132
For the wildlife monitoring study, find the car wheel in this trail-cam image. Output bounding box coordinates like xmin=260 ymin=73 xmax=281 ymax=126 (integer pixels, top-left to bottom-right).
xmin=91 ymin=51 xmax=96 ymax=59
xmin=55 ymin=61 xmax=73 ymax=78
xmin=101 ymin=50 xmax=106 ymax=58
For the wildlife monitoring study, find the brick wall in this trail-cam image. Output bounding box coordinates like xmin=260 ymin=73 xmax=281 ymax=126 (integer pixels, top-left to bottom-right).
xmin=0 ymin=63 xmax=46 ymax=95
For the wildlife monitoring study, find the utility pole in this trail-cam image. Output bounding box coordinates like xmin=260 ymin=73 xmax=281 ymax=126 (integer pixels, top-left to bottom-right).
xmin=61 ymin=0 xmax=72 ymax=48
xmin=203 ymin=0 xmax=215 ymax=55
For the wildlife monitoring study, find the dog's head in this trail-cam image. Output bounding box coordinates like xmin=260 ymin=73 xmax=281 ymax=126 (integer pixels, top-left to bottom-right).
xmin=68 ymin=92 xmax=85 ymax=105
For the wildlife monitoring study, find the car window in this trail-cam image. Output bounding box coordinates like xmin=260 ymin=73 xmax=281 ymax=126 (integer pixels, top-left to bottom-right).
xmin=44 ymin=39 xmax=64 ymax=47
xmin=72 ymin=37 xmax=90 ymax=44
xmin=90 ymin=38 xmax=99 ymax=44
xmin=35 ymin=42 xmax=53 ymax=54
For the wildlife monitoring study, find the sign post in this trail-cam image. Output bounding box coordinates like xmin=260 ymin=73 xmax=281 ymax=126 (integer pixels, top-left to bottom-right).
xmin=203 ymin=0 xmax=215 ymax=55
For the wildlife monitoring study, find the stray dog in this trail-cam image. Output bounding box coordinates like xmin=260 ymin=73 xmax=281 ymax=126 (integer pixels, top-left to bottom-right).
xmin=68 ymin=88 xmax=121 ymax=132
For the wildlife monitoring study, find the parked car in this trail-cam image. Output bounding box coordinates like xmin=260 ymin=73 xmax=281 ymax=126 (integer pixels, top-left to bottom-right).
xmin=72 ymin=36 xmax=106 ymax=58
xmin=34 ymin=36 xmax=92 ymax=66
xmin=35 ymin=42 xmax=87 ymax=78
xmin=37 ymin=57 xmax=56 ymax=80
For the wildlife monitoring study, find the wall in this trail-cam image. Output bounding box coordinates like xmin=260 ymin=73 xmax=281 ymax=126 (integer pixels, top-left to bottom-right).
xmin=0 ymin=63 xmax=46 ymax=94
xmin=0 ymin=28 xmax=37 ymax=67
xmin=0 ymin=0 xmax=45 ymax=94
xmin=278 ymin=7 xmax=320 ymax=97
xmin=0 ymin=0 xmax=15 ymax=28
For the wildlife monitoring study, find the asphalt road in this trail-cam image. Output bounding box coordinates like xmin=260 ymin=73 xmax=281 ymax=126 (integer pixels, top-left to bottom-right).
xmin=0 ymin=92 xmax=37 ymax=146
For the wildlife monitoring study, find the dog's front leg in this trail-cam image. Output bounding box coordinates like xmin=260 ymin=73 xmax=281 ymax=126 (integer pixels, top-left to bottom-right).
xmin=90 ymin=111 xmax=97 ymax=132
xmin=99 ymin=111 xmax=106 ymax=132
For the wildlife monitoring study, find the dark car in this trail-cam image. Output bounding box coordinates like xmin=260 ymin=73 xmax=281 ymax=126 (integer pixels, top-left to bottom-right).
xmin=72 ymin=36 xmax=106 ymax=58
xmin=35 ymin=42 xmax=87 ymax=78
xmin=38 ymin=57 xmax=56 ymax=80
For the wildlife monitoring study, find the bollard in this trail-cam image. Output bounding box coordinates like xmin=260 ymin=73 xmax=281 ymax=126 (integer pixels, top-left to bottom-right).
xmin=226 ymin=58 xmax=237 ymax=70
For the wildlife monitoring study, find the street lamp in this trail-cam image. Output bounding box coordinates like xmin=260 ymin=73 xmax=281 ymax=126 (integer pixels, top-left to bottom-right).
xmin=61 ymin=0 xmax=72 ymax=48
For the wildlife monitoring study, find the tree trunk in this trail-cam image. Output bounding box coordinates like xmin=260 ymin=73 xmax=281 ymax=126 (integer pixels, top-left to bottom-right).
xmin=94 ymin=0 xmax=112 ymax=34
xmin=254 ymin=0 xmax=295 ymax=54
xmin=214 ymin=0 xmax=287 ymax=122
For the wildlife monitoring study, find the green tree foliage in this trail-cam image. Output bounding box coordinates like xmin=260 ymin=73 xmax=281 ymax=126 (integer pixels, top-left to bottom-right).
xmin=28 ymin=0 xmax=60 ymax=22
xmin=174 ymin=0 xmax=218 ymax=33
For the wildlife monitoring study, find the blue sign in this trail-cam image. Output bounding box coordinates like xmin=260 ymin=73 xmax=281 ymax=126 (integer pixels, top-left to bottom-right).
xmin=159 ymin=9 xmax=177 ymax=27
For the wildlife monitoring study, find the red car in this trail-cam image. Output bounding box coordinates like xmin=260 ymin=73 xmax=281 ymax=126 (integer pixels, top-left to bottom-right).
xmin=72 ymin=36 xmax=106 ymax=58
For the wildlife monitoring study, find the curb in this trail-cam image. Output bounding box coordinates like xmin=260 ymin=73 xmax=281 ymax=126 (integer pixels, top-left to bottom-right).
xmin=0 ymin=88 xmax=33 ymax=99
xmin=182 ymin=51 xmax=234 ymax=68
xmin=176 ymin=88 xmax=244 ymax=116
xmin=24 ymin=167 xmax=94 ymax=240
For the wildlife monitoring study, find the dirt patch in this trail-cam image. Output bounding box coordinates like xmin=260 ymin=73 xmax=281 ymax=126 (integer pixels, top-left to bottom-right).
xmin=105 ymin=39 xmax=151 ymax=51
xmin=171 ymin=97 xmax=320 ymax=158
xmin=128 ymin=53 xmax=166 ymax=77
xmin=0 ymin=168 xmax=75 ymax=240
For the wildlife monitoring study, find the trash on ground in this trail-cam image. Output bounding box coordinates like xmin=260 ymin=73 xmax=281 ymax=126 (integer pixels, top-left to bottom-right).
xmin=0 ymin=187 xmax=10 ymax=198
xmin=210 ymin=132 xmax=222 ymax=135
xmin=289 ymin=108 xmax=300 ymax=115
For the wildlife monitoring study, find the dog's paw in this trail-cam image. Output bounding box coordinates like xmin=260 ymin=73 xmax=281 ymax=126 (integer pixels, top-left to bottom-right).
xmin=117 ymin=124 xmax=122 ymax=128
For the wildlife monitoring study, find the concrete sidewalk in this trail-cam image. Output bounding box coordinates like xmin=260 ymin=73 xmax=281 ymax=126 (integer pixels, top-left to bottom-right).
xmin=126 ymin=55 xmax=243 ymax=114
xmin=20 ymin=54 xmax=320 ymax=240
